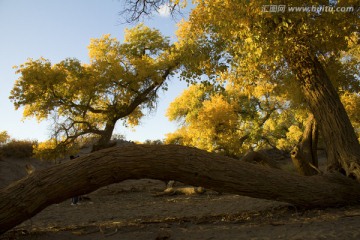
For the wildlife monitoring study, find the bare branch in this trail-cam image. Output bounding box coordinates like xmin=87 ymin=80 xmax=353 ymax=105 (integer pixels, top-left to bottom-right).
xmin=119 ymin=0 xmax=181 ymax=23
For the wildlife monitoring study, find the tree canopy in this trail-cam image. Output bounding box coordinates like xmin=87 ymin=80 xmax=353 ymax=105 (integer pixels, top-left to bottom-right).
xmin=0 ymin=131 xmax=10 ymax=145
xmin=165 ymin=83 xmax=307 ymax=157
xmin=162 ymin=0 xmax=360 ymax=176
xmin=10 ymin=24 xmax=180 ymax=158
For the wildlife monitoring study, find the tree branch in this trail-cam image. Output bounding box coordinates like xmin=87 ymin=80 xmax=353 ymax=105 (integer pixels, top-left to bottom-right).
xmin=119 ymin=0 xmax=180 ymax=23
xmin=115 ymin=65 xmax=174 ymax=119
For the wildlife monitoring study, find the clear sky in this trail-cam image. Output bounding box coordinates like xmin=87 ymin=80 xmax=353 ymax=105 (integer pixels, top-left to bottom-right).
xmin=0 ymin=0 xmax=190 ymax=142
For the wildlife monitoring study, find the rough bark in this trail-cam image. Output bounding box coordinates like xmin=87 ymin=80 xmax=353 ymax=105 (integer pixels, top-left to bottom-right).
xmin=92 ymin=122 xmax=116 ymax=152
xmin=2 ymin=144 xmax=360 ymax=234
xmin=291 ymin=114 xmax=319 ymax=176
xmin=285 ymin=48 xmax=360 ymax=179
xmin=241 ymin=151 xmax=280 ymax=169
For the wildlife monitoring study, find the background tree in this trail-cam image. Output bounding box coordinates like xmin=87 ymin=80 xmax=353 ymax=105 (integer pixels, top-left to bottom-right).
xmin=169 ymin=0 xmax=360 ymax=177
xmin=0 ymin=131 xmax=10 ymax=145
xmin=120 ymin=0 xmax=359 ymax=176
xmin=165 ymin=83 xmax=306 ymax=157
xmin=10 ymin=24 xmax=180 ymax=156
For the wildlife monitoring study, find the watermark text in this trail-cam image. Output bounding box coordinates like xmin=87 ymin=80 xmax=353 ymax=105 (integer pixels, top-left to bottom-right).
xmin=262 ymin=5 xmax=355 ymax=13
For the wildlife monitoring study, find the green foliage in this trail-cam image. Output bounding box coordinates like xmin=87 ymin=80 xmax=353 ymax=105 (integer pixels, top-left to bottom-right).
xmin=111 ymin=134 xmax=126 ymax=141
xmin=143 ymin=139 xmax=163 ymax=145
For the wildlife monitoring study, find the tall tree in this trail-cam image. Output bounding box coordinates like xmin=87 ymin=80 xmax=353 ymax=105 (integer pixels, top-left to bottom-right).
xmin=171 ymin=0 xmax=360 ymax=177
xmin=10 ymin=24 xmax=180 ymax=154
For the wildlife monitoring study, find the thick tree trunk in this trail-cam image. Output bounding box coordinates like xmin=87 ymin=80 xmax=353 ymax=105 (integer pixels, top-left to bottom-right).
xmin=2 ymin=144 xmax=360 ymax=234
xmin=241 ymin=151 xmax=280 ymax=169
xmin=285 ymin=49 xmax=360 ymax=179
xmin=92 ymin=122 xmax=116 ymax=152
xmin=291 ymin=113 xmax=319 ymax=176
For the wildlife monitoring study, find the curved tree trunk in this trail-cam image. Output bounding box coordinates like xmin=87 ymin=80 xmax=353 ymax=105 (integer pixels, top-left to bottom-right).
xmin=285 ymin=49 xmax=360 ymax=179
xmin=2 ymin=144 xmax=360 ymax=234
xmin=92 ymin=122 xmax=116 ymax=152
xmin=291 ymin=113 xmax=319 ymax=176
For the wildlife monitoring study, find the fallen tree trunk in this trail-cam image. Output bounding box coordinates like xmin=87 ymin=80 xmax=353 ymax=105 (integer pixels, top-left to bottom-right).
xmin=241 ymin=151 xmax=281 ymax=169
xmin=1 ymin=144 xmax=360 ymax=234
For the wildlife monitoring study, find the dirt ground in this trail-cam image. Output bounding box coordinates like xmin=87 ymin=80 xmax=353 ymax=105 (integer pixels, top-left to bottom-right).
xmin=2 ymin=157 xmax=360 ymax=239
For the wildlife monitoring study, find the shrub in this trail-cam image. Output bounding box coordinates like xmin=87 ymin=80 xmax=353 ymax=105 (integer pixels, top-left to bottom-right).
xmin=0 ymin=139 xmax=37 ymax=158
xmin=33 ymin=138 xmax=79 ymax=161
xmin=143 ymin=139 xmax=164 ymax=145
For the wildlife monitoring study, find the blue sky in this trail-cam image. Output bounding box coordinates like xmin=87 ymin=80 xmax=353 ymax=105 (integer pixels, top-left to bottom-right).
xmin=0 ymin=0 xmax=190 ymax=142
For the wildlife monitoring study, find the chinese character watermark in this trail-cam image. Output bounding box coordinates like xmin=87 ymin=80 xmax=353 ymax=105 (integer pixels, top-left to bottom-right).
xmin=261 ymin=4 xmax=355 ymax=13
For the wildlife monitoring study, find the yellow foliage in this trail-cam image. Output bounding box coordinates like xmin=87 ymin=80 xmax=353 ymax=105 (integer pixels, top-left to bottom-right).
xmin=198 ymin=95 xmax=237 ymax=131
xmin=0 ymin=131 xmax=10 ymax=144
xmin=166 ymin=84 xmax=210 ymax=122
xmin=11 ymin=24 xmax=178 ymax=151
xmin=88 ymin=34 xmax=119 ymax=63
xmin=165 ymin=0 xmax=359 ymax=156
xmin=33 ymin=139 xmax=78 ymax=161
xmin=165 ymin=82 xmax=306 ymax=156
xmin=126 ymin=108 xmax=144 ymax=127
xmin=263 ymin=119 xmax=276 ymax=132
xmin=341 ymin=91 xmax=360 ymax=139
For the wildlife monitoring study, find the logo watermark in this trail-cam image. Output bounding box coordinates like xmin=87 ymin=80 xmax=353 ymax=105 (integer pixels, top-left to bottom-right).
xmin=262 ymin=5 xmax=355 ymax=13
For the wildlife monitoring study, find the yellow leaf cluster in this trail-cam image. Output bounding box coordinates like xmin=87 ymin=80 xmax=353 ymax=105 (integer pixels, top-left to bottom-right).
xmin=166 ymin=0 xmax=360 ymax=155
xmin=11 ymin=24 xmax=179 ymax=152
xmin=165 ymin=82 xmax=306 ymax=156
xmin=33 ymin=138 xmax=78 ymax=161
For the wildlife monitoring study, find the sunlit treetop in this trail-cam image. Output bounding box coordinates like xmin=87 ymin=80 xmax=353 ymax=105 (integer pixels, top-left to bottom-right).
xmin=10 ymin=24 xmax=180 ymax=155
xmin=165 ymin=0 xmax=359 ymax=156
xmin=165 ymin=81 xmax=308 ymax=157
xmin=175 ymin=0 xmax=359 ymax=88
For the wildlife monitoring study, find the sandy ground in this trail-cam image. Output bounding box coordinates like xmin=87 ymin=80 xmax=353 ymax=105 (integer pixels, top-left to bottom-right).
xmin=2 ymin=156 xmax=360 ymax=239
